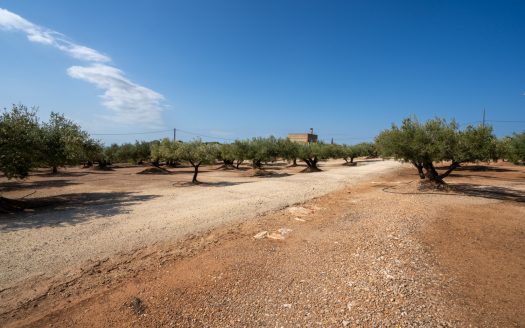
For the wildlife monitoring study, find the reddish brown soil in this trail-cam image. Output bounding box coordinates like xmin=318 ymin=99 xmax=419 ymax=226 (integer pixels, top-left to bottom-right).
xmin=1 ymin=162 xmax=524 ymax=327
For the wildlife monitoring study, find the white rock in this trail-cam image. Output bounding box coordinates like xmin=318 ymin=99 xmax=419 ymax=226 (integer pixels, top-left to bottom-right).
xmin=253 ymin=231 xmax=268 ymax=239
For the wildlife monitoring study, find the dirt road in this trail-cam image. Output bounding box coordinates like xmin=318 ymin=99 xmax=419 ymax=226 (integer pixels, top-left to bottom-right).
xmin=0 ymin=160 xmax=400 ymax=298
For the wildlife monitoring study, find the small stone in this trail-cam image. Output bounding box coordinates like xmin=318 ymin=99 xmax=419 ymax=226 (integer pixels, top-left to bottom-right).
xmin=342 ymin=320 xmax=351 ymax=326
xmin=294 ymin=217 xmax=306 ymax=222
xmin=282 ymin=304 xmax=292 ymax=308
xmin=253 ymin=231 xmax=268 ymax=239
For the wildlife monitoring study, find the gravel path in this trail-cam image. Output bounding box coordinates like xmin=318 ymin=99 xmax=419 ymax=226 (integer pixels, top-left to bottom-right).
xmin=0 ymin=160 xmax=400 ymax=292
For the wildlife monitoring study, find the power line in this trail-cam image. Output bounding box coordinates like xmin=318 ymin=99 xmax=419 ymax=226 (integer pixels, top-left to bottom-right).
xmin=91 ymin=127 xmax=237 ymax=141
xmin=176 ymin=129 xmax=236 ymax=141
xmin=91 ymin=129 xmax=172 ymax=136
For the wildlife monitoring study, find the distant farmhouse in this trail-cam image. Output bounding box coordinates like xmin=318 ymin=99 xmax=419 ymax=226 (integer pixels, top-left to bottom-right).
xmin=288 ymin=128 xmax=318 ymax=144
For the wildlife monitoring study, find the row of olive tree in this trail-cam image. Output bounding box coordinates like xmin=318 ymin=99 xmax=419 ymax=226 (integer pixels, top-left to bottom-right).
xmin=102 ymin=141 xmax=156 ymax=166
xmin=0 ymin=104 xmax=100 ymax=179
xmin=149 ymin=137 xmax=376 ymax=183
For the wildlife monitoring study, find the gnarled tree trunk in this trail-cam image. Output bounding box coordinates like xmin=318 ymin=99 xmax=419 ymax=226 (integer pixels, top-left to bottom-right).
xmin=302 ymin=157 xmax=321 ymax=172
xmin=192 ymin=164 xmax=200 ymax=183
xmin=252 ymin=159 xmax=262 ymax=169
xmin=420 ymin=161 xmax=461 ymax=184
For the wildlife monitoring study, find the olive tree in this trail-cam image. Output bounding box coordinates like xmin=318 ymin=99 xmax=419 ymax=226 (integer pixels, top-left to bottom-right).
xmin=247 ymin=137 xmax=279 ymax=169
xmin=81 ymin=138 xmax=104 ymax=167
xmin=176 ymin=140 xmax=219 ymax=183
xmin=41 ymin=112 xmax=90 ymax=173
xmin=0 ymin=104 xmax=41 ymax=180
xmin=231 ymin=139 xmax=250 ymax=168
xmin=277 ymin=138 xmax=300 ymax=166
xmin=297 ymin=142 xmax=334 ymax=172
xmin=149 ymin=140 xmax=162 ymax=167
xmin=507 ymin=132 xmax=525 ymax=164
xmin=337 ymin=144 xmax=361 ymax=165
xmin=376 ymin=117 xmax=497 ymax=183
xmin=219 ymin=143 xmax=236 ymax=168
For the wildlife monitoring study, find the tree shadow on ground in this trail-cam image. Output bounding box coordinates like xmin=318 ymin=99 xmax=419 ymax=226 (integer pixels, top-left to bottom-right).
xmin=0 ymin=192 xmax=160 ymax=231
xmin=447 ymin=173 xmax=525 ymax=182
xmin=172 ymin=181 xmax=254 ymax=188
xmin=255 ymin=172 xmax=291 ymax=178
xmin=0 ymin=179 xmax=80 ymax=192
xmin=33 ymin=171 xmax=91 ymax=177
xmin=451 ymin=183 xmax=525 ymax=203
xmin=435 ymin=165 xmax=518 ymax=173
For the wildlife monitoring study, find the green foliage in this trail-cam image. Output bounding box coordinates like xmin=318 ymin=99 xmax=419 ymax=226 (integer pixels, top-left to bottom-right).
xmin=375 ymin=116 xmax=498 ymax=182
xmin=231 ymin=140 xmax=250 ymax=168
xmin=102 ymin=140 xmax=156 ymax=164
xmin=297 ymin=142 xmax=333 ymax=170
xmin=149 ymin=140 xmax=161 ymax=166
xmin=353 ymin=142 xmax=377 ymax=158
xmin=176 ymin=140 xmax=219 ymax=167
xmin=160 ymin=139 xmax=180 ymax=165
xmin=41 ymin=112 xmax=91 ymax=173
xmin=277 ymin=138 xmax=300 ymax=164
xmin=176 ymin=140 xmax=219 ymax=183
xmin=507 ymin=132 xmax=525 ymax=164
xmin=247 ymin=136 xmax=279 ymax=168
xmin=218 ymin=143 xmax=236 ymax=166
xmin=81 ymin=138 xmax=104 ymax=165
xmin=134 ymin=141 xmax=152 ymax=163
xmin=0 ymin=105 xmax=41 ymax=179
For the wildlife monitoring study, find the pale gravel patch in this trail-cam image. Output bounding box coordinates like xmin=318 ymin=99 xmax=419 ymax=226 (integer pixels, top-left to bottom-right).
xmin=0 ymin=160 xmax=401 ymax=291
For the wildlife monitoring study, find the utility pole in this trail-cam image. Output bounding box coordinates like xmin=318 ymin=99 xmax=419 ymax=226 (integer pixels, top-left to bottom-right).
xmin=482 ymin=108 xmax=486 ymax=127
xmin=173 ymin=128 xmax=176 ymax=142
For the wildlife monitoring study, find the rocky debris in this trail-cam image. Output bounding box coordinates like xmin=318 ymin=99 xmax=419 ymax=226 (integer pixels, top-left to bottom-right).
xmin=293 ymin=217 xmax=306 ymax=222
xmin=129 ymin=297 xmax=145 ymax=315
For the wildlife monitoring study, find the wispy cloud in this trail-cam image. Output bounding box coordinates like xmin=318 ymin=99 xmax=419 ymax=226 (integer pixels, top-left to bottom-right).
xmin=67 ymin=64 xmax=163 ymax=125
xmin=0 ymin=8 xmax=165 ymax=127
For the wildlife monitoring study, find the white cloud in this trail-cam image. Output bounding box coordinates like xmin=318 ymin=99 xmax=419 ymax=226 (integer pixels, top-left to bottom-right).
xmin=0 ymin=8 xmax=165 ymax=127
xmin=0 ymin=8 xmax=110 ymax=62
xmin=67 ymin=64 xmax=164 ymax=126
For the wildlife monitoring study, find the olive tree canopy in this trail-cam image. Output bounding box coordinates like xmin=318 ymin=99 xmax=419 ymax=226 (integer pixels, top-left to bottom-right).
xmin=375 ymin=117 xmax=497 ymax=183
xmin=176 ymin=140 xmax=219 ymax=183
xmin=0 ymin=105 xmax=41 ymax=179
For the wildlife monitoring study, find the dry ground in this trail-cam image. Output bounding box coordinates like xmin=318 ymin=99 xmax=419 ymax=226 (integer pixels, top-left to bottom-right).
xmin=1 ymin=161 xmax=524 ymax=327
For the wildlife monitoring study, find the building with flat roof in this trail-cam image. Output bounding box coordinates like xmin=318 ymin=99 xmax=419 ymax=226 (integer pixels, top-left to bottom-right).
xmin=288 ymin=128 xmax=318 ymax=144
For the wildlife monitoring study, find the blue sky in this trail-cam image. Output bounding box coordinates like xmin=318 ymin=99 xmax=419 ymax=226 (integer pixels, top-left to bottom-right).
xmin=1 ymin=1 xmax=524 ymax=145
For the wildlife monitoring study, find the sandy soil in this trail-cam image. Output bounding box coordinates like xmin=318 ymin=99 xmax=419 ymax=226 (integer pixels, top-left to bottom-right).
xmin=1 ymin=161 xmax=524 ymax=327
xmin=0 ymin=160 xmax=399 ymax=313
